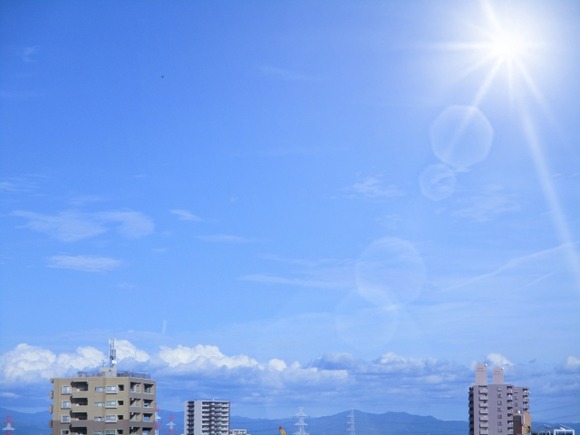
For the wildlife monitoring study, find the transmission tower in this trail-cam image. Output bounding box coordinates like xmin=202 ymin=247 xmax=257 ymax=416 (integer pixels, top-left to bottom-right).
xmin=167 ymin=415 xmax=176 ymax=435
xmin=347 ymin=410 xmax=356 ymax=435
xmin=2 ymin=416 xmax=15 ymax=435
xmin=294 ymin=408 xmax=309 ymax=435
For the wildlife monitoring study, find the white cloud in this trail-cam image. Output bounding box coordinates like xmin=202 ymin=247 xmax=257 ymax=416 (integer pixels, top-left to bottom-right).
xmin=1 ymin=343 xmax=578 ymax=421
xmin=95 ymin=211 xmax=154 ymax=238
xmin=12 ymin=209 xmax=154 ymax=242
xmin=48 ymin=255 xmax=123 ymax=272
xmin=346 ymin=176 xmax=405 ymax=200
xmin=13 ymin=210 xmax=106 ymax=242
xmin=0 ymin=344 xmax=104 ymax=384
xmin=486 ymin=353 xmax=514 ymax=368
xmin=375 ymin=352 xmax=440 ymax=373
xmin=268 ymin=359 xmax=288 ymax=371
xmin=115 ymin=339 xmax=150 ymax=362
xmin=562 ymin=356 xmax=580 ymax=372
xmin=170 ymin=209 xmax=203 ymax=222
xmin=158 ymin=344 xmax=259 ymax=370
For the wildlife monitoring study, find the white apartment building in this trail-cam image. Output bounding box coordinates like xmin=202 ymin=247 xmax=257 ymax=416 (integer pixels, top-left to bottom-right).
xmin=184 ymin=400 xmax=230 ymax=435
xmin=469 ymin=363 xmax=530 ymax=435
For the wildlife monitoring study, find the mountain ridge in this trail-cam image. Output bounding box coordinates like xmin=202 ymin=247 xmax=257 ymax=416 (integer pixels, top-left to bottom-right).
xmin=1 ymin=407 xmax=578 ymax=435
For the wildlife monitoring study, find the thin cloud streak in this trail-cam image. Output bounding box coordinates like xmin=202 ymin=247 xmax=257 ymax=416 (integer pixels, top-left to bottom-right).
xmin=47 ymin=255 xmax=123 ymax=272
xmin=11 ymin=209 xmax=154 ymax=242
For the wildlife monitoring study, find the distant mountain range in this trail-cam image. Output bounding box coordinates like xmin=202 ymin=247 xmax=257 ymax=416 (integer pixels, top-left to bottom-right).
xmin=2 ymin=407 xmax=578 ymax=435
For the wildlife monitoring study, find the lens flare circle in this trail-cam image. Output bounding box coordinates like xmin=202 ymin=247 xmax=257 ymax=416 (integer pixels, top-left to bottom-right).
xmin=355 ymin=237 xmax=426 ymax=309
xmin=430 ymin=105 xmax=494 ymax=171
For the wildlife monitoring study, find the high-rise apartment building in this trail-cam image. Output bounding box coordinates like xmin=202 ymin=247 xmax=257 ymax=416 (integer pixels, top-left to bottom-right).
xmin=469 ymin=363 xmax=530 ymax=435
xmin=50 ymin=366 xmax=156 ymax=435
xmin=184 ymin=400 xmax=230 ymax=435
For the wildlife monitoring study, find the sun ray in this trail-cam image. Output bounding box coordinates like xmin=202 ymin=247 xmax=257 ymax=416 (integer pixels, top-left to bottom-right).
xmin=519 ymin=108 xmax=580 ymax=290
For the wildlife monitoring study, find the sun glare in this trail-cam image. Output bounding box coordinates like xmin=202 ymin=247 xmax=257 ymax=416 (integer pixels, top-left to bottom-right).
xmin=488 ymin=30 xmax=525 ymax=62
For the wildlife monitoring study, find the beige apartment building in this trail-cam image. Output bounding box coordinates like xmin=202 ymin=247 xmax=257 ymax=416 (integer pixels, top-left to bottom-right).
xmin=469 ymin=363 xmax=530 ymax=435
xmin=50 ymin=366 xmax=156 ymax=435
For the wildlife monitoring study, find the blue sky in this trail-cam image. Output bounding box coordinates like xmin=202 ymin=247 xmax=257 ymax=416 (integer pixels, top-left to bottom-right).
xmin=1 ymin=0 xmax=579 ymax=423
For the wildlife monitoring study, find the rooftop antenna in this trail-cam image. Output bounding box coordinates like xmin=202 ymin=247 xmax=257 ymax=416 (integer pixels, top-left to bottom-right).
xmin=109 ymin=338 xmax=117 ymax=367
xmin=347 ymin=410 xmax=356 ymax=435
xmin=294 ymin=408 xmax=308 ymax=435
xmin=2 ymin=416 xmax=15 ymax=435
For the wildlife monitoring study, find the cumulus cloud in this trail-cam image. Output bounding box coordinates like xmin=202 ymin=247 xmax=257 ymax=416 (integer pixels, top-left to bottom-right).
xmin=158 ymin=345 xmax=259 ymax=370
xmin=11 ymin=209 xmax=154 ymax=242
xmin=115 ymin=339 xmax=150 ymax=362
xmin=486 ymin=353 xmax=514 ymax=368
xmin=1 ymin=343 xmax=578 ymax=420
xmin=0 ymin=344 xmax=104 ymax=384
xmin=48 ymin=255 xmax=122 ymax=272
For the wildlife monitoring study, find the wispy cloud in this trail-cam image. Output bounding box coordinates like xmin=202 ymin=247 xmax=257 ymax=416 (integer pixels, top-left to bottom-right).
xmin=346 ymin=175 xmax=405 ymax=200
xmin=259 ymin=65 xmax=309 ymax=81
xmin=442 ymin=242 xmax=574 ymax=293
xmin=242 ymin=257 xmax=354 ymax=289
xmin=197 ymin=234 xmax=252 ymax=243
xmin=21 ymin=46 xmax=38 ymax=62
xmin=48 ymin=255 xmax=123 ymax=272
xmin=453 ymin=184 xmax=519 ymax=222
xmin=170 ymin=209 xmax=203 ymax=222
xmin=11 ymin=209 xmax=154 ymax=242
xmin=0 ymin=175 xmax=41 ymax=193
xmin=242 ymin=273 xmax=344 ymax=289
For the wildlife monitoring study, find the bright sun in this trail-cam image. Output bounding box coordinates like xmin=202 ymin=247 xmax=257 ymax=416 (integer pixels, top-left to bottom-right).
xmin=488 ymin=30 xmax=525 ymax=62
xmin=454 ymin=0 xmax=548 ymax=106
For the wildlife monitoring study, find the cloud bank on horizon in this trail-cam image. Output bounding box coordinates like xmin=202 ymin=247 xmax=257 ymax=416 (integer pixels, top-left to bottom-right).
xmin=0 ymin=340 xmax=578 ymax=421
xmin=1 ymin=0 xmax=579 ymax=424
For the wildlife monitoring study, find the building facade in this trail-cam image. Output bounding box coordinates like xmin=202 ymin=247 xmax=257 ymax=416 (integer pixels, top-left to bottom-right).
xmin=184 ymin=400 xmax=230 ymax=435
xmin=469 ymin=363 xmax=530 ymax=435
xmin=50 ymin=366 xmax=156 ymax=435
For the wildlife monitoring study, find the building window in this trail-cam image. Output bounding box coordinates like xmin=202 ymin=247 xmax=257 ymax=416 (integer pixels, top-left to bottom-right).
xmin=61 ymin=385 xmax=71 ymax=394
xmin=60 ymin=430 xmax=70 ymax=435
xmin=61 ymin=400 xmax=71 ymax=409
xmin=94 ymin=432 xmax=103 ymax=435
xmin=105 ymin=431 xmax=116 ymax=435
xmin=96 ymin=402 xmax=104 ymax=407
xmin=105 ymin=401 xmax=117 ymax=408
xmin=95 ymin=386 xmax=105 ymax=392
xmin=61 ymin=415 xmax=71 ymax=423
xmin=105 ymin=415 xmax=118 ymax=423
xmin=105 ymin=385 xmax=117 ymax=393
